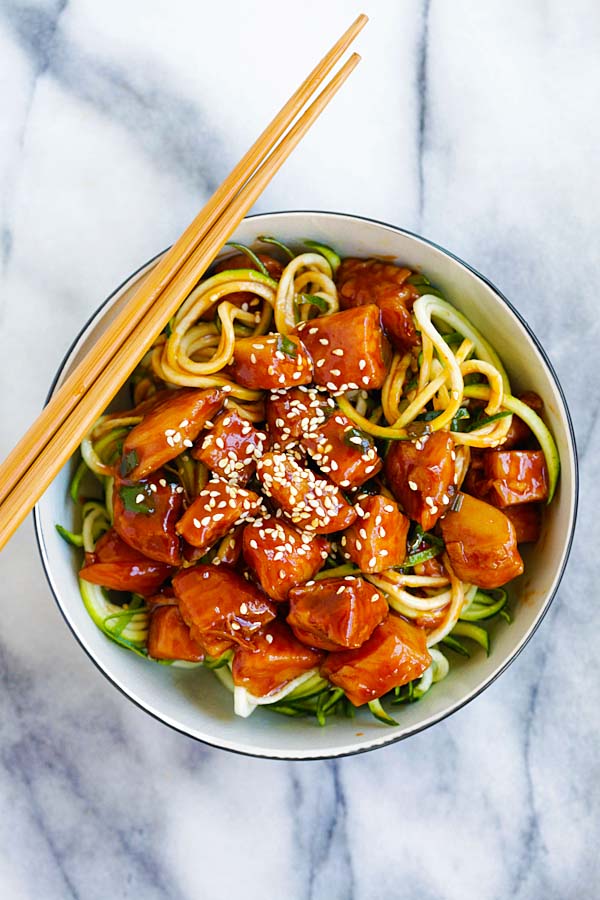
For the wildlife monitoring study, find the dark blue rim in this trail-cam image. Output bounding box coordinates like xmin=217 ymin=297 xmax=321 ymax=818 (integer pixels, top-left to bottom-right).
xmin=34 ymin=210 xmax=579 ymax=761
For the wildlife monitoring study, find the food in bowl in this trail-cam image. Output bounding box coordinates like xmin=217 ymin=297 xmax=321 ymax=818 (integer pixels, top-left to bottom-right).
xmin=57 ymin=235 xmax=560 ymax=727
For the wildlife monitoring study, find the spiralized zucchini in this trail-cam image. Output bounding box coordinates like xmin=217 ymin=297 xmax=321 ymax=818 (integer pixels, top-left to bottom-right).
xmin=56 ymin=237 xmax=558 ymax=728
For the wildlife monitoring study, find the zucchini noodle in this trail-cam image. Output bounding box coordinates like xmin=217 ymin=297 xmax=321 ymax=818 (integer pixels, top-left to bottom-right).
xmin=59 ymin=238 xmax=559 ymax=728
xmin=274 ymin=252 xmax=338 ymax=334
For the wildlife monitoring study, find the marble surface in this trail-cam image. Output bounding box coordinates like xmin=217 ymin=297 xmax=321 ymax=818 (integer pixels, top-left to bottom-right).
xmin=0 ymin=0 xmax=595 ymax=897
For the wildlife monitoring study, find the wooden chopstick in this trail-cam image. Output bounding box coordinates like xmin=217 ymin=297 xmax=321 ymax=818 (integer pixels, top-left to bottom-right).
xmin=0 ymin=13 xmax=368 ymax=510
xmin=0 ymin=51 xmax=362 ymax=550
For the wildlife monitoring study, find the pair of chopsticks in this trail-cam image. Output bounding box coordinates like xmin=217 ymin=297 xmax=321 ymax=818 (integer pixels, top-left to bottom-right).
xmin=0 ymin=14 xmax=368 ymax=551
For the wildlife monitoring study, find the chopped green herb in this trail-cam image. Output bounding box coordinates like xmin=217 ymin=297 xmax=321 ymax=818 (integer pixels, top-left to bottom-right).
xmin=118 ymin=484 xmax=155 ymax=515
xmin=120 ymin=448 xmax=139 ymax=477
xmin=276 ymin=334 xmax=298 ymax=358
xmin=451 ymin=407 xmax=470 ymax=431
xmin=343 ymin=426 xmax=372 ymax=454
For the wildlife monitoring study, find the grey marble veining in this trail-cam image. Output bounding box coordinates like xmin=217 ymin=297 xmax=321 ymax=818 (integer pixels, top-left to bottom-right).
xmin=0 ymin=1 xmax=596 ymax=898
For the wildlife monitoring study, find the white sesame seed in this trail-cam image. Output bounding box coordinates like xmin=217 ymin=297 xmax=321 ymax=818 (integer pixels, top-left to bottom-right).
xmin=183 ymin=439 xmax=193 ymax=448
xmin=135 ymin=493 xmax=145 ymax=504
xmin=358 ymin=360 xmax=366 ymax=370
xmin=332 ymin=348 xmax=344 ymax=357
xmin=368 ymin=557 xmax=377 ymax=568
xmin=231 ymin=621 xmax=241 ymax=631
xmin=265 ymin=634 xmax=274 ymax=644
xmin=240 ymin=602 xmax=248 ymax=614
xmin=408 ymin=480 xmax=418 ymax=491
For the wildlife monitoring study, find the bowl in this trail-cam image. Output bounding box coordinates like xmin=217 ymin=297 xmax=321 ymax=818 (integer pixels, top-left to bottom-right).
xmin=34 ymin=211 xmax=578 ymax=759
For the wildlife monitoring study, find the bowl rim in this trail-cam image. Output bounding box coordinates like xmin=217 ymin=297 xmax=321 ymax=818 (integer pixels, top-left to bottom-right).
xmin=34 ymin=209 xmax=579 ymax=761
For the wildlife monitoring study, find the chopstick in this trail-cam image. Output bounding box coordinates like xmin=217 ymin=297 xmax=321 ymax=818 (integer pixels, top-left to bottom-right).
xmin=0 ymin=41 xmax=364 ymax=550
xmin=0 ymin=13 xmax=367 ymax=512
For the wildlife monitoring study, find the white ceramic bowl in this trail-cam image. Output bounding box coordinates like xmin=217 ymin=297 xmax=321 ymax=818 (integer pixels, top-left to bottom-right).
xmin=35 ymin=211 xmax=578 ymax=759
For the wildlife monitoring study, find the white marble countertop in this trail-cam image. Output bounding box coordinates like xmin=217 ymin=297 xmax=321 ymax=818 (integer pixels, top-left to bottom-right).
xmin=0 ymin=1 xmax=595 ymax=897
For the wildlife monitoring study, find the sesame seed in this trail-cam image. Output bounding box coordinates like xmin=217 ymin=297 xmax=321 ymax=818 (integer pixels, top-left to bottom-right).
xmin=319 ymin=338 xmax=329 ymax=346
xmin=240 ymin=602 xmax=248 ymax=614
xmin=384 ymin=504 xmax=394 ymax=512
xmin=159 ymin=478 xmax=167 ymax=487
xmin=183 ymin=439 xmax=193 ymax=448
xmin=369 ymin=557 xmax=377 ymax=567
xmin=279 ymin=569 xmax=286 ymax=579
xmin=250 ymin=353 xmax=257 ymax=364
xmin=359 ymin=360 xmax=366 ymax=370
xmin=332 ymin=348 xmax=344 ymax=357
xmin=265 ymin=634 xmax=274 ymax=644
xmin=408 ymin=480 xmax=418 ymax=491
xmin=231 ymin=621 xmax=241 ymax=631
xmin=135 ymin=493 xmax=145 ymax=504
xmin=175 ymin=486 xmax=184 ymax=494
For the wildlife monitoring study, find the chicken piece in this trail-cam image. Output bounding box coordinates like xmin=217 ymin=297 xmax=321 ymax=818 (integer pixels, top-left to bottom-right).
xmin=340 ymin=494 xmax=409 ymax=572
xmin=385 ymin=432 xmax=456 ymax=530
xmin=242 ymin=517 xmax=329 ymax=601
xmin=176 ymin=477 xmax=264 ymax=553
xmin=229 ymin=334 xmax=313 ymax=390
xmin=265 ymin=386 xmax=330 ymax=449
xmin=120 ymin=387 xmax=225 ymax=480
xmin=439 ymin=492 xmax=524 ymax=588
xmin=147 ymin=606 xmax=204 ymax=662
xmin=501 ymin=392 xmax=544 ymax=450
xmin=288 ymin=576 xmax=388 ymax=651
xmin=193 ymin=408 xmax=266 ymax=485
xmin=337 ymin=257 xmax=420 ymax=351
xmin=173 ymin=565 xmax=277 ymax=657
xmin=321 ymin=614 xmax=431 ymax=706
xmin=301 ymin=412 xmax=382 ymax=489
xmin=502 ymin=504 xmax=542 ymax=543
xmin=483 ymin=450 xmax=548 ymax=507
xmin=256 ymin=452 xmax=357 ymax=533
xmin=79 ymin=528 xmax=174 ymax=595
xmin=112 ymin=469 xmax=184 ymax=565
xmin=295 ymin=305 xmax=390 ymax=391
xmin=231 ymin=620 xmax=324 ymax=698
